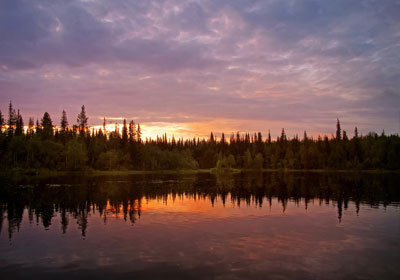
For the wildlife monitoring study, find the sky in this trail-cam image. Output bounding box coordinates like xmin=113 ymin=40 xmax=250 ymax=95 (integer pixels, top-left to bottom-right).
xmin=1 ymin=0 xmax=400 ymax=139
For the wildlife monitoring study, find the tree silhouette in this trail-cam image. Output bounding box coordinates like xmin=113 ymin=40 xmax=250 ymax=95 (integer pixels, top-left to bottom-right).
xmin=280 ymin=128 xmax=287 ymax=142
xmin=122 ymin=118 xmax=128 ymax=145
xmin=267 ymin=130 xmax=271 ymax=144
xmin=7 ymin=101 xmax=16 ymax=136
xmin=15 ymin=110 xmax=24 ymax=136
xmin=35 ymin=119 xmax=41 ymax=134
xmin=61 ymin=110 xmax=69 ymax=132
xmin=27 ymin=117 xmax=35 ymax=135
xmin=210 ymin=132 xmax=215 ymax=143
xmin=336 ymin=118 xmax=341 ymax=141
xmin=77 ymin=105 xmax=88 ymax=135
xmin=103 ymin=117 xmax=106 ymax=133
xmin=128 ymin=120 xmax=136 ymax=142
xmin=41 ymin=112 xmax=53 ymax=139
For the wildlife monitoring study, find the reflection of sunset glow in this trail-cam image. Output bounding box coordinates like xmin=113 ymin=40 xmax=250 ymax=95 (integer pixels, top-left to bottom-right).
xmin=92 ymin=194 xmax=322 ymax=222
xmin=139 ymin=194 xmax=322 ymax=218
xmin=98 ymin=200 xmax=141 ymax=221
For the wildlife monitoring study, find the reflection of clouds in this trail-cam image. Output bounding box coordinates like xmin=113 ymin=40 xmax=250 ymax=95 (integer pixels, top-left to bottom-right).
xmin=1 ymin=197 xmax=399 ymax=278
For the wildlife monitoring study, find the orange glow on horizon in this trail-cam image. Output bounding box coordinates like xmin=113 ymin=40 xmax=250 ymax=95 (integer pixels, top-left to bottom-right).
xmin=7 ymin=121 xmax=343 ymax=142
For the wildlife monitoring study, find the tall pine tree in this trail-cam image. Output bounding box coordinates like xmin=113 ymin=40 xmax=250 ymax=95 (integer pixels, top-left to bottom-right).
xmin=15 ymin=109 xmax=23 ymax=136
xmin=336 ymin=118 xmax=341 ymax=141
xmin=122 ymin=119 xmax=128 ymax=144
xmin=27 ymin=117 xmax=35 ymax=135
xmin=77 ymin=105 xmax=88 ymax=136
xmin=7 ymin=101 xmax=16 ymax=136
xmin=128 ymin=120 xmax=136 ymax=142
xmin=61 ymin=110 xmax=69 ymax=132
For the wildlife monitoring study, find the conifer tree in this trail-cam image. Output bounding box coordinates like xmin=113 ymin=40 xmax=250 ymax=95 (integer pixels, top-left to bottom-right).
xmin=267 ymin=130 xmax=271 ymax=144
xmin=353 ymin=126 xmax=361 ymax=163
xmin=27 ymin=117 xmax=35 ymax=135
xmin=41 ymin=112 xmax=53 ymax=138
xmin=77 ymin=105 xmax=88 ymax=135
xmin=128 ymin=120 xmax=136 ymax=142
xmin=221 ymin=133 xmax=226 ymax=144
xmin=122 ymin=119 xmax=128 ymax=144
xmin=61 ymin=110 xmax=69 ymax=132
xmin=171 ymin=135 xmax=176 ymax=147
xmin=7 ymin=101 xmax=16 ymax=136
xmin=114 ymin=122 xmax=119 ymax=136
xmin=257 ymin=132 xmax=262 ymax=143
xmin=303 ymin=131 xmax=308 ymax=142
xmin=336 ymin=119 xmax=341 ymax=141
xmin=280 ymin=128 xmax=287 ymax=142
xmin=36 ymin=119 xmax=42 ymax=134
xmin=136 ymin=123 xmax=142 ymax=142
xmin=15 ymin=110 xmax=23 ymax=136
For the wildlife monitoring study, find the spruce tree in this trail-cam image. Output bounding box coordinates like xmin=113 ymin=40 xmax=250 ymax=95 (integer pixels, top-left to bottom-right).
xmin=61 ymin=110 xmax=68 ymax=132
xmin=221 ymin=133 xmax=226 ymax=144
xmin=28 ymin=117 xmax=35 ymax=135
xmin=7 ymin=101 xmax=16 ymax=136
xmin=303 ymin=131 xmax=308 ymax=142
xmin=36 ymin=119 xmax=42 ymax=134
xmin=257 ymin=132 xmax=262 ymax=143
xmin=41 ymin=112 xmax=53 ymax=138
xmin=15 ymin=110 xmax=24 ymax=136
xmin=122 ymin=119 xmax=128 ymax=144
xmin=77 ymin=105 xmax=88 ymax=135
xmin=128 ymin=120 xmax=136 ymax=142
xmin=280 ymin=128 xmax=287 ymax=142
xmin=336 ymin=119 xmax=341 ymax=141
xmin=267 ymin=130 xmax=271 ymax=144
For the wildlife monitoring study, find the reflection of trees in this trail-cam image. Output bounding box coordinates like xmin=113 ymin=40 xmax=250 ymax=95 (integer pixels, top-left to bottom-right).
xmin=0 ymin=172 xmax=399 ymax=239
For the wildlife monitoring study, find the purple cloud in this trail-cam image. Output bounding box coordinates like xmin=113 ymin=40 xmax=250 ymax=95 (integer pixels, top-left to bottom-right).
xmin=1 ymin=0 xmax=399 ymax=138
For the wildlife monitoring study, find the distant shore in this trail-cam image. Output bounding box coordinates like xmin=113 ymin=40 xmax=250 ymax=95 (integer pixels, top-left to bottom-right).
xmin=1 ymin=168 xmax=399 ymax=178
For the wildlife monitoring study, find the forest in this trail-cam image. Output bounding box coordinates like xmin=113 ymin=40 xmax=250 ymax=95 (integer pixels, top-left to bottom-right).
xmin=0 ymin=102 xmax=399 ymax=171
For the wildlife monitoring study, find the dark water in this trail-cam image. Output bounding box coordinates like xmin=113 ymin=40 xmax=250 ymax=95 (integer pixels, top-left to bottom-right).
xmin=0 ymin=172 xmax=399 ymax=280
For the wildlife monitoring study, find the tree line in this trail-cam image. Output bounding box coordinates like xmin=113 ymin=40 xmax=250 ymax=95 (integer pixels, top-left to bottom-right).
xmin=1 ymin=101 xmax=399 ymax=171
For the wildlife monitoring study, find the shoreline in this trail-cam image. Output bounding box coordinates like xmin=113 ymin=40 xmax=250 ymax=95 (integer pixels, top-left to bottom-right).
xmin=1 ymin=168 xmax=400 ymax=177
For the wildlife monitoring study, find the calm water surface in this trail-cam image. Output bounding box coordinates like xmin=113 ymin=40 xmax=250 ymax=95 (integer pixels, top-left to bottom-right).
xmin=0 ymin=172 xmax=399 ymax=279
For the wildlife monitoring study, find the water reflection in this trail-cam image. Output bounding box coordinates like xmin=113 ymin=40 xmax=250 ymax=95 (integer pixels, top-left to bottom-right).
xmin=1 ymin=172 xmax=399 ymax=239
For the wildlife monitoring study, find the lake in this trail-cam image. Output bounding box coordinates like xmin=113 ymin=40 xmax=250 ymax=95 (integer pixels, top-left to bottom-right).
xmin=0 ymin=172 xmax=399 ymax=280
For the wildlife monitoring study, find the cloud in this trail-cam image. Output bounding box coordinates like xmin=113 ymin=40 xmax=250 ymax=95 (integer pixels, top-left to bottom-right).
xmin=1 ymin=0 xmax=400 ymax=137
